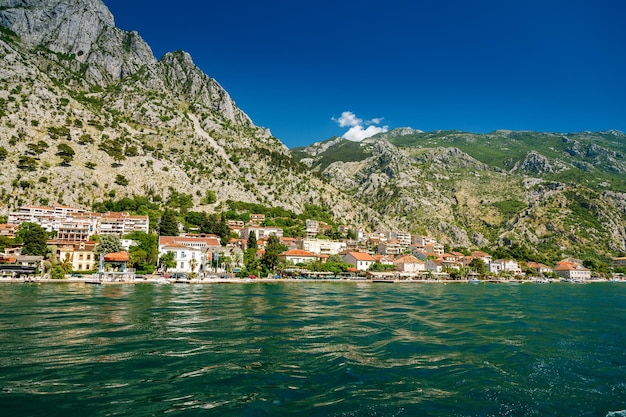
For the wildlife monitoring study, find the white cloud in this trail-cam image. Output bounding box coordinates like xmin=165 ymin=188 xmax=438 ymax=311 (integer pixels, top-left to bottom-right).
xmin=333 ymin=111 xmax=388 ymax=141
xmin=336 ymin=111 xmax=362 ymax=128
xmin=343 ymin=125 xmax=389 ymax=141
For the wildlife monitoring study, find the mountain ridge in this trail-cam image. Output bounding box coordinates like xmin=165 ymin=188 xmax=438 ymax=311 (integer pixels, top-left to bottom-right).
xmin=0 ymin=0 xmax=386 ymax=230
xmin=1 ymin=0 xmax=625 ymax=263
xmin=292 ymin=130 xmax=626 ymax=259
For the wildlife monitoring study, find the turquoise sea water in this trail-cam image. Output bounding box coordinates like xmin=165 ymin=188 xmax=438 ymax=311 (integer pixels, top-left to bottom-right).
xmin=1 ymin=282 xmax=625 ymax=416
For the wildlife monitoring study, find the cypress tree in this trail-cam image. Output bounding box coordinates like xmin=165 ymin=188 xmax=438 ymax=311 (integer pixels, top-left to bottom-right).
xmin=159 ymin=209 xmax=179 ymax=236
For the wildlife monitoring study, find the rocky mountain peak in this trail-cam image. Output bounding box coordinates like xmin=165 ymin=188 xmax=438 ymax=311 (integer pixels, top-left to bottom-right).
xmin=0 ymin=0 xmax=156 ymax=83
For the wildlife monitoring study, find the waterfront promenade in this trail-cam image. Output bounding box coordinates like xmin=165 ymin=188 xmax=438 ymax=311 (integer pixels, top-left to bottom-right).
xmin=0 ymin=275 xmax=615 ymax=285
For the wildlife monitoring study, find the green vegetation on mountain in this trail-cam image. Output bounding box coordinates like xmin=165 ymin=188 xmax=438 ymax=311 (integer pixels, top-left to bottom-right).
xmin=293 ymin=128 xmax=626 ymax=261
xmin=0 ymin=0 xmax=624 ymax=264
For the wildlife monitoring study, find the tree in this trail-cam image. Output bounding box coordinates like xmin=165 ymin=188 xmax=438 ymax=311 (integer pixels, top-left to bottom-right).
xmin=369 ymin=262 xmax=396 ymax=272
xmin=469 ymin=258 xmax=488 ymax=276
xmin=115 ymin=174 xmax=129 ymax=186
xmin=16 ymin=222 xmax=48 ymax=256
xmin=0 ymin=146 xmax=7 ymax=160
xmin=56 ymin=143 xmax=75 ymax=165
xmin=199 ymin=213 xmax=230 ymax=245
xmin=94 ymin=235 xmax=122 ymax=255
xmin=124 ymin=231 xmax=158 ymax=273
xmin=17 ymin=155 xmax=37 ymax=170
xmin=261 ymin=234 xmax=287 ymax=271
xmin=159 ymin=209 xmax=179 ymax=236
xmin=159 ymin=251 xmax=176 ymax=273
xmin=0 ymin=235 xmax=14 ymax=252
xmin=189 ymin=258 xmax=198 ymax=276
xmin=201 ymin=190 xmax=217 ymax=205
xmin=247 ymin=231 xmax=257 ymax=250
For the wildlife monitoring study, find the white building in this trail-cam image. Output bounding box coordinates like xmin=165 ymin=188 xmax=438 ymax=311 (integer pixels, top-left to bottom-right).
xmin=240 ymin=226 xmax=283 ymax=240
xmin=305 ymin=220 xmax=319 ymax=238
xmin=279 ymin=249 xmax=319 ymax=265
xmin=385 ymin=231 xmax=411 ymax=246
xmin=7 ymin=205 xmax=148 ymax=239
xmin=488 ymin=259 xmax=522 ymax=275
xmin=159 ymin=243 xmax=205 ymax=275
xmin=300 ymin=238 xmax=346 ymax=255
xmin=342 ymin=252 xmax=376 ymax=271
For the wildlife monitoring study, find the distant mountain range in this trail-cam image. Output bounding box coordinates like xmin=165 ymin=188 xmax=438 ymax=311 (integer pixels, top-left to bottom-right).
xmin=1 ymin=0 xmax=625 ymax=261
xmin=291 ymin=129 xmax=626 ymax=260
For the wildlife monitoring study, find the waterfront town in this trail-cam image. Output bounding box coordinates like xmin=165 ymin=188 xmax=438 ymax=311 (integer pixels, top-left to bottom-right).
xmin=1 ymin=204 xmax=625 ymax=283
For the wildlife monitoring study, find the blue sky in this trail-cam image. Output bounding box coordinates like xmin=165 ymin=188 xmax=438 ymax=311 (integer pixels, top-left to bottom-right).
xmin=103 ymin=0 xmax=626 ymax=148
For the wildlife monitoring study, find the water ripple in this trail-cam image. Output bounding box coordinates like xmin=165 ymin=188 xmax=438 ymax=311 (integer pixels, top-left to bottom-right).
xmin=1 ymin=282 xmax=626 ymax=416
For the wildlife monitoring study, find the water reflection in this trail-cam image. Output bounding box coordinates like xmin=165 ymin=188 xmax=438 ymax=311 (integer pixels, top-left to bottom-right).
xmin=0 ymin=283 xmax=625 ymax=417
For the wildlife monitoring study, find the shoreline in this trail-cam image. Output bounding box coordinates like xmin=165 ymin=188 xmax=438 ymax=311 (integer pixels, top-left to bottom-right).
xmin=0 ymin=276 xmax=615 ymax=285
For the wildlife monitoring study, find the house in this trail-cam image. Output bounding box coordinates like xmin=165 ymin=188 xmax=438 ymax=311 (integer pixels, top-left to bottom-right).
xmin=489 ymin=259 xmax=522 ymax=275
xmin=250 ymin=214 xmax=265 ymax=224
xmin=418 ymin=243 xmax=445 ymax=257
xmin=553 ymin=261 xmax=591 ymax=280
xmin=613 ymin=257 xmax=626 ymax=269
xmin=280 ymin=237 xmax=299 ymax=250
xmin=394 ymin=255 xmax=425 ymax=273
xmin=279 ymin=249 xmax=319 ymax=265
xmin=158 ymin=243 xmax=205 ymax=274
xmin=56 ymin=220 xmax=92 ymax=241
xmin=159 ymin=235 xmax=221 ymax=252
xmin=0 ymin=223 xmax=17 ymax=237
xmin=103 ymin=251 xmax=130 ymax=271
xmin=96 ymin=212 xmax=149 ymax=236
xmin=227 ymin=220 xmax=244 ymax=228
xmin=372 ymin=254 xmax=395 ymax=265
xmin=413 ymin=235 xmax=438 ymax=246
xmin=470 ymin=251 xmax=493 ymax=264
xmin=49 ymin=240 xmax=97 ymax=272
xmin=527 ymin=261 xmax=553 ymax=275
xmin=437 ymin=253 xmax=463 ymax=270
xmin=305 ymin=219 xmax=319 ymax=238
xmin=240 ymin=226 xmax=283 ymax=240
xmin=425 ymin=259 xmax=444 ymax=273
xmin=301 ymin=238 xmax=346 ymax=255
xmin=377 ymin=240 xmax=404 ymax=256
xmin=342 ymin=252 xmax=376 ymax=271
xmin=0 ymin=254 xmax=42 ymax=276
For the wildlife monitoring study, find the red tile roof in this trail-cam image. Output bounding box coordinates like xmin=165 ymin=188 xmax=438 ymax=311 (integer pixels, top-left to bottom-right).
xmin=346 ymin=252 xmax=376 ymax=261
xmin=279 ymin=249 xmax=318 ymax=257
xmin=104 ymin=251 xmax=129 ymax=262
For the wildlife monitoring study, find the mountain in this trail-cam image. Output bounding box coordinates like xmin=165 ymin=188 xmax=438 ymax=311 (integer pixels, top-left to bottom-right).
xmin=293 ymin=129 xmax=626 ymax=260
xmin=2 ymin=0 xmax=625 ymax=262
xmin=0 ymin=0 xmax=384 ymax=228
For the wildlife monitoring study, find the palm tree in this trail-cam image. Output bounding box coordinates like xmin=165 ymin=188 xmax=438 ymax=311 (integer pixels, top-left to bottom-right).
xmin=190 ymin=258 xmax=198 ymax=277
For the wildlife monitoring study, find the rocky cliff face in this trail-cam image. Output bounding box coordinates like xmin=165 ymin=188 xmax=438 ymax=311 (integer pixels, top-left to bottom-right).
xmin=0 ymin=0 xmax=155 ymax=84
xmin=0 ymin=0 xmax=384 ymax=229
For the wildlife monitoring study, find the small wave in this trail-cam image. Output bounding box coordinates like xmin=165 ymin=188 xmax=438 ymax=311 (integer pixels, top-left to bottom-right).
xmin=606 ymin=411 xmax=626 ymax=417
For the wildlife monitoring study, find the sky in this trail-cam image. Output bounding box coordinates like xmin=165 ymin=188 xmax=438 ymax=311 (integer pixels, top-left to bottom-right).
xmin=103 ymin=0 xmax=626 ymax=148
